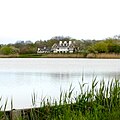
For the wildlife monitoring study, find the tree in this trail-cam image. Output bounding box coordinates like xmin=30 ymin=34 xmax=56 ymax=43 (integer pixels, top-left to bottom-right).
xmin=0 ymin=46 xmax=19 ymax=55
xmin=88 ymin=41 xmax=108 ymax=53
xmin=105 ymin=39 xmax=120 ymax=53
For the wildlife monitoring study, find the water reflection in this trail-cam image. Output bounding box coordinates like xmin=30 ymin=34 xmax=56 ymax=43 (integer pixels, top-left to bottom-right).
xmin=0 ymin=71 xmax=120 ymax=88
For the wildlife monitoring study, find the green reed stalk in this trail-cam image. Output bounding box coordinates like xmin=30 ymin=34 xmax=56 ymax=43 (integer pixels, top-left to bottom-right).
xmin=0 ymin=78 xmax=120 ymax=120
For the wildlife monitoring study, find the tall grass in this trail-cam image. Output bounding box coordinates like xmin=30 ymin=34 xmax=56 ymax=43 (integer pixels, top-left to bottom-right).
xmin=95 ymin=53 xmax=120 ymax=59
xmin=0 ymin=79 xmax=120 ymax=120
xmin=0 ymin=53 xmax=120 ymax=58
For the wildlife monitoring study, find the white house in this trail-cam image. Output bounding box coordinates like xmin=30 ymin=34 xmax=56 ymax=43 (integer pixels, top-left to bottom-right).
xmin=51 ymin=41 xmax=75 ymax=53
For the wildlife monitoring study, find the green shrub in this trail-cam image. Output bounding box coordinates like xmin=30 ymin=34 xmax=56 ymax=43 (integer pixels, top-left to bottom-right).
xmin=0 ymin=46 xmax=19 ymax=55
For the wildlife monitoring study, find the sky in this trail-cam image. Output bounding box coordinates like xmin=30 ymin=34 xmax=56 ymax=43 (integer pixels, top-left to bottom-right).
xmin=0 ymin=0 xmax=120 ymax=44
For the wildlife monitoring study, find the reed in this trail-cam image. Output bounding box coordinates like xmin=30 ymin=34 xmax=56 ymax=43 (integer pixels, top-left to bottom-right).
xmin=0 ymin=78 xmax=120 ymax=120
xmin=96 ymin=53 xmax=120 ymax=59
xmin=19 ymin=53 xmax=120 ymax=58
xmin=0 ymin=53 xmax=120 ymax=58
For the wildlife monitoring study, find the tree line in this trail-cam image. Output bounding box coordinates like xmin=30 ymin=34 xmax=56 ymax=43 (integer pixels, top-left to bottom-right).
xmin=0 ymin=35 xmax=120 ymax=55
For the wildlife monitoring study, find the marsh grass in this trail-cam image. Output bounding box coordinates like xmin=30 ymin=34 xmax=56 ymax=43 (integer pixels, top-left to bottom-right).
xmin=19 ymin=53 xmax=120 ymax=58
xmin=0 ymin=79 xmax=120 ymax=120
xmin=0 ymin=53 xmax=120 ymax=58
xmin=95 ymin=53 xmax=120 ymax=59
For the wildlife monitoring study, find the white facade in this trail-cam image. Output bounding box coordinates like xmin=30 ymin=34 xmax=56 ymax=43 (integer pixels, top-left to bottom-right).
xmin=53 ymin=47 xmax=68 ymax=53
xmin=52 ymin=41 xmax=75 ymax=53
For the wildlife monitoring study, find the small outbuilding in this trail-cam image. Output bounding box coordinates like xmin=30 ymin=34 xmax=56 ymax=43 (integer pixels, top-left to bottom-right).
xmin=37 ymin=47 xmax=50 ymax=53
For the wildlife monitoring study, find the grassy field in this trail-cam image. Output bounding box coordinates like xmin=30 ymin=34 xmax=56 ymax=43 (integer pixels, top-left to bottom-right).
xmin=0 ymin=79 xmax=120 ymax=120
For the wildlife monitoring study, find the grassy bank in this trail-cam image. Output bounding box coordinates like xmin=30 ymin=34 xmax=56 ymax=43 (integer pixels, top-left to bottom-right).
xmin=0 ymin=79 xmax=120 ymax=120
xmin=15 ymin=53 xmax=120 ymax=58
xmin=87 ymin=53 xmax=120 ymax=59
xmin=0 ymin=53 xmax=120 ymax=58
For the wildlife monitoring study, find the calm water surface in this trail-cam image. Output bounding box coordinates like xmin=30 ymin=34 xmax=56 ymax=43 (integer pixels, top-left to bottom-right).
xmin=0 ymin=58 xmax=120 ymax=110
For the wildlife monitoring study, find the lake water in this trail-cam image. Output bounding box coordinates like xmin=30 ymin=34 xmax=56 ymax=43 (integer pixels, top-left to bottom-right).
xmin=0 ymin=58 xmax=120 ymax=110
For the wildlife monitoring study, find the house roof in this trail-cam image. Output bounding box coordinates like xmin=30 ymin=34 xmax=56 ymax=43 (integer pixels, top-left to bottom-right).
xmin=52 ymin=42 xmax=75 ymax=49
xmin=52 ymin=43 xmax=58 ymax=49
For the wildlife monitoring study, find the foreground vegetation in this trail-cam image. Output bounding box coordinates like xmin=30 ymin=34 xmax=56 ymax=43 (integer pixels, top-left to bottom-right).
xmin=0 ymin=79 xmax=120 ymax=120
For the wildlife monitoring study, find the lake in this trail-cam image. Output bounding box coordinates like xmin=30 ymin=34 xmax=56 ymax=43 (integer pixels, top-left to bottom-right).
xmin=0 ymin=58 xmax=120 ymax=110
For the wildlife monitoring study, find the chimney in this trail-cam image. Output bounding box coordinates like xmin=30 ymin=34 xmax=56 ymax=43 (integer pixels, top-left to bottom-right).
xmin=38 ymin=48 xmax=40 ymax=51
xmin=69 ymin=41 xmax=72 ymax=45
xmin=59 ymin=41 xmax=62 ymax=46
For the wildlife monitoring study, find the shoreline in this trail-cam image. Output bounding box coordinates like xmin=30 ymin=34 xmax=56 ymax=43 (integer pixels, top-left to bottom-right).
xmin=0 ymin=53 xmax=120 ymax=59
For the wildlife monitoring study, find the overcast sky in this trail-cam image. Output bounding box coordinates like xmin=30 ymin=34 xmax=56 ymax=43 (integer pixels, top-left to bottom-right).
xmin=0 ymin=0 xmax=120 ymax=44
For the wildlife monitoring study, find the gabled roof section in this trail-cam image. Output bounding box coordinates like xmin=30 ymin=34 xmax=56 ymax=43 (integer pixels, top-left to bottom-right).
xmin=69 ymin=43 xmax=75 ymax=48
xmin=52 ymin=43 xmax=58 ymax=49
